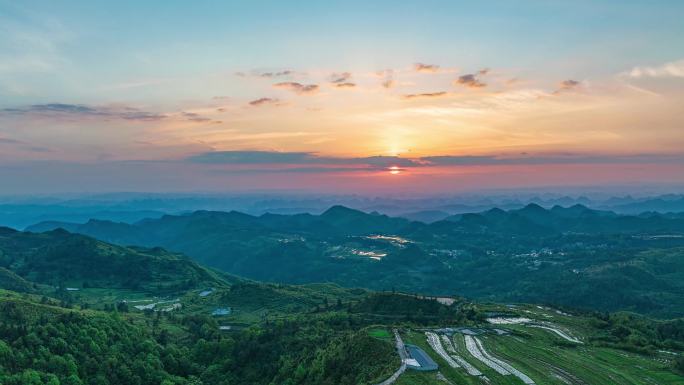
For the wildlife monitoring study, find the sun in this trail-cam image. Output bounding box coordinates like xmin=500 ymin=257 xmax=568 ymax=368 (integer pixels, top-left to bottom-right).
xmin=388 ymin=166 xmax=401 ymax=175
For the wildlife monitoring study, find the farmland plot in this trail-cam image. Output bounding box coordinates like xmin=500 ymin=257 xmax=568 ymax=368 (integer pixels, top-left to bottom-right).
xmin=528 ymin=325 xmax=582 ymax=344
xmin=426 ymin=332 xmax=460 ymax=368
xmin=464 ymin=335 xmax=510 ymax=375
xmin=440 ymin=334 xmax=482 ymax=376
xmin=474 ymin=337 xmax=535 ymax=384
xmin=440 ymin=335 xmax=456 ymax=353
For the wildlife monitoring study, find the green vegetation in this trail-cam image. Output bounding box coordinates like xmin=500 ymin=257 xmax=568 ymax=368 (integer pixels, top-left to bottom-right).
xmin=0 ymin=267 xmax=35 ymax=293
xmin=0 ymin=226 xmax=682 ymax=384
xmin=0 ymin=289 xmax=398 ymax=385
xmin=368 ymin=328 xmax=391 ymax=339
xmin=396 ymin=306 xmax=684 ymax=385
xmin=27 ymin=204 xmax=684 ymax=317
xmin=0 ymin=228 xmax=226 ymax=294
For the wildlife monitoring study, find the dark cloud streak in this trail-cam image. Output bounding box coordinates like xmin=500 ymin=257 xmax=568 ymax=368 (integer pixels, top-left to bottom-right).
xmin=455 ymin=73 xmax=486 ymax=88
xmin=187 ymin=151 xmax=684 ymax=174
xmin=249 ymin=97 xmax=281 ymax=106
xmin=414 ymin=63 xmax=440 ymax=73
xmin=403 ymin=91 xmax=448 ymax=99
xmin=274 ymin=82 xmax=319 ymax=94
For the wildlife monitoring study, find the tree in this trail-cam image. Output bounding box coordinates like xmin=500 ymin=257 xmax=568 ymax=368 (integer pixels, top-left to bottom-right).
xmin=676 ymin=354 xmax=684 ymax=373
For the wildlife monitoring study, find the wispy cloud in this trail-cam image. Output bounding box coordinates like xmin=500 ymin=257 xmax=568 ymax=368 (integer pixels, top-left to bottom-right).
xmin=624 ymin=59 xmax=684 ymax=78
xmin=236 ymin=70 xmax=295 ymax=78
xmin=328 ymin=72 xmax=356 ymax=88
xmin=334 ymin=82 xmax=356 ymax=88
xmin=184 ymin=150 xmax=684 ymax=175
xmin=186 ymin=150 xmax=420 ymax=169
xmin=182 ymin=112 xmax=214 ymax=123
xmin=559 ymin=79 xmax=580 ymax=89
xmin=329 ymin=72 xmax=351 ymax=83
xmin=0 ymin=10 xmax=71 ymax=74
xmin=0 ymin=136 xmax=53 ymax=153
xmin=414 ymin=63 xmax=440 ymax=73
xmin=248 ymin=97 xmax=281 ymax=106
xmin=1 ymin=103 xmax=167 ymax=121
xmin=376 ymin=69 xmax=395 ymax=88
xmin=0 ymin=137 xmax=22 ymax=144
xmin=455 ymin=72 xmax=487 ymax=88
xmin=553 ymin=79 xmax=581 ymax=94
xmin=274 ymin=82 xmax=319 ymax=94
xmin=402 ymin=91 xmax=448 ymax=99
xmin=0 ymin=103 xmax=221 ymax=124
xmin=422 ymin=153 xmax=684 ymax=166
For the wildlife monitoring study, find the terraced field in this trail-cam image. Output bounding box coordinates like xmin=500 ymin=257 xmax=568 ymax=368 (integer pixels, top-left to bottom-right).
xmin=390 ymin=307 xmax=683 ymax=385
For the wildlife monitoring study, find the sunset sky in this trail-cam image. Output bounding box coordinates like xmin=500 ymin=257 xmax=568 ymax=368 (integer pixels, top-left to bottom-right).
xmin=1 ymin=0 xmax=684 ymax=194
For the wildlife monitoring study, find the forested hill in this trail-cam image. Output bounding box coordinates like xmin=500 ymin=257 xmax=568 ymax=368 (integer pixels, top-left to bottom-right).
xmin=25 ymin=204 xmax=684 ymax=317
xmin=0 ymin=226 xmax=682 ymax=384
xmin=0 ymin=227 xmax=227 ymax=293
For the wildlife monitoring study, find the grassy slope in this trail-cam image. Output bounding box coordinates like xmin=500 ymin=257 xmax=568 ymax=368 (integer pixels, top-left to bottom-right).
xmin=394 ymin=305 xmax=683 ymax=385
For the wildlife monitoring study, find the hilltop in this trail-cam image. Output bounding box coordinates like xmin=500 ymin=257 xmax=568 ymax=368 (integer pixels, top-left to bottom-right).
xmin=0 ymin=227 xmax=227 ymax=294
xmin=26 ymin=204 xmax=684 ymax=317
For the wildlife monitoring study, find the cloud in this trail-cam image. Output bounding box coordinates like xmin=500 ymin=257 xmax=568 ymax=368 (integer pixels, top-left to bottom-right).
xmin=422 ymin=154 xmax=684 ymax=166
xmin=186 ymin=151 xmax=420 ymax=169
xmin=236 ymin=70 xmax=295 ymax=78
xmin=182 ymin=112 xmax=213 ymax=123
xmin=274 ymin=82 xmax=319 ymax=94
xmin=376 ymin=69 xmax=395 ymax=88
xmin=334 ymin=82 xmax=356 ymax=88
xmin=455 ymin=73 xmax=486 ymax=88
xmin=329 ymin=72 xmax=356 ymax=88
xmin=624 ymin=59 xmax=684 ymax=78
xmin=184 ymin=151 xmax=684 ymax=176
xmin=249 ymin=97 xmax=281 ymax=106
xmin=553 ymin=79 xmax=581 ymax=94
xmin=211 ymin=166 xmax=376 ymax=174
xmin=0 ymin=137 xmax=23 ymax=144
xmin=414 ymin=63 xmax=440 ymax=73
xmin=188 ymin=151 xmax=316 ymax=164
xmin=259 ymin=70 xmax=293 ymax=78
xmin=402 ymin=91 xmax=448 ymax=99
xmin=0 ymin=136 xmax=53 ymax=153
xmin=329 ymin=72 xmax=352 ymax=83
xmin=1 ymin=103 xmax=221 ymax=124
xmin=382 ymin=79 xmax=395 ymax=88
xmin=23 ymin=146 xmax=53 ymax=153
xmin=0 ymin=103 xmax=168 ymax=121
xmin=559 ymin=79 xmax=580 ymax=89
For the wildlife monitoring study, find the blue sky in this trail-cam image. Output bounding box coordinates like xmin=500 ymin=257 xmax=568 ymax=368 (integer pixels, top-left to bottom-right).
xmin=3 ymin=0 xmax=683 ymax=102
xmin=1 ymin=1 xmax=683 ymax=193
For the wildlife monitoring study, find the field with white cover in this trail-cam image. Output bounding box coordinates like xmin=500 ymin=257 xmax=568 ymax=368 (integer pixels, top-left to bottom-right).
xmin=391 ymin=306 xmax=683 ymax=385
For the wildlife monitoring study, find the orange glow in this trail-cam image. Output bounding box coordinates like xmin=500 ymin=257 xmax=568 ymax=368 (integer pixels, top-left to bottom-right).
xmin=389 ymin=166 xmax=401 ymax=175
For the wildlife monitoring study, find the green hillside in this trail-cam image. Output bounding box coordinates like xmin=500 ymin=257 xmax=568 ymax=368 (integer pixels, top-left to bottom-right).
xmin=0 ymin=227 xmax=226 ymax=294
xmin=0 ymin=267 xmax=35 ymax=293
xmin=0 ymin=228 xmax=681 ymax=384
xmin=26 ymin=205 xmax=684 ymax=317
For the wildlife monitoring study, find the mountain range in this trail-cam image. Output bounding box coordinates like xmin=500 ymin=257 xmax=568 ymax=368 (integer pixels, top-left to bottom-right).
xmin=25 ymin=204 xmax=684 ymax=317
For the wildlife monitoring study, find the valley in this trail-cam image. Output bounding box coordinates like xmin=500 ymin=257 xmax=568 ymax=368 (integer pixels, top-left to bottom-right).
xmin=0 ymin=226 xmax=682 ymax=384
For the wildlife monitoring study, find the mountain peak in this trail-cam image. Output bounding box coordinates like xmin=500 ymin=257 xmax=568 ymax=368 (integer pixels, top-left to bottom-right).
xmin=0 ymin=226 xmax=18 ymax=236
xmin=321 ymin=205 xmax=363 ymax=217
xmin=521 ymin=203 xmax=546 ymax=212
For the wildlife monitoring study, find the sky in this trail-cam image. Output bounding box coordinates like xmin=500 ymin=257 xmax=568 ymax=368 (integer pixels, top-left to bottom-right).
xmin=1 ymin=0 xmax=684 ymax=194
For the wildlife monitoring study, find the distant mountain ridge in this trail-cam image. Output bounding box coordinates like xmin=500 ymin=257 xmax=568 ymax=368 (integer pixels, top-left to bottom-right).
xmin=24 ymin=204 xmax=684 ymax=317
xmin=28 ymin=203 xmax=684 ymax=238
